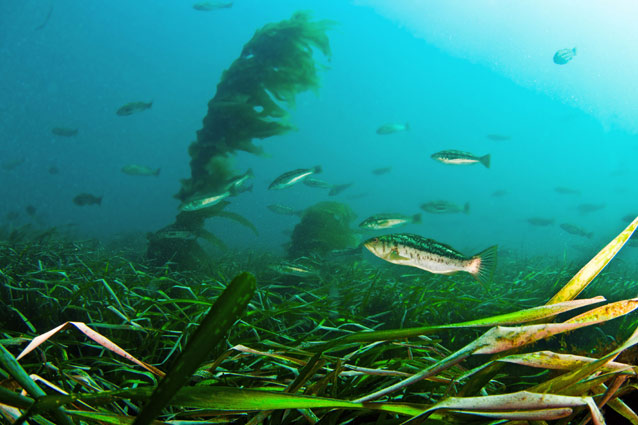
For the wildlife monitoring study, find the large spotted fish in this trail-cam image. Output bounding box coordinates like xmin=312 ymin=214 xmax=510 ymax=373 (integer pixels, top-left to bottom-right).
xmin=364 ymin=233 xmax=497 ymax=285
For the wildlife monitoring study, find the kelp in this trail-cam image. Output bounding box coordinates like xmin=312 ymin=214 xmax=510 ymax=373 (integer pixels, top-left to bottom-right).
xmin=178 ymin=10 xmax=332 ymax=200
xmin=147 ymin=12 xmax=332 ymax=269
xmin=181 ymin=11 xmax=333 ymax=194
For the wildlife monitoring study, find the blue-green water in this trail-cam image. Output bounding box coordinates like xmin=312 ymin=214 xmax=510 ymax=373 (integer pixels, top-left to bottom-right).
xmin=1 ymin=0 xmax=637 ymax=268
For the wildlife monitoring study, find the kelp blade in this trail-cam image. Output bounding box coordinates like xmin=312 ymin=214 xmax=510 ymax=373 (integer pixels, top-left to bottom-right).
xmin=168 ymin=386 xmax=426 ymax=416
xmin=0 ymin=343 xmax=74 ymax=425
xmin=320 ymin=296 xmax=605 ymax=350
xmin=66 ymin=410 xmax=169 ymax=424
xmin=37 ymin=386 xmax=428 ymax=417
xmin=215 ymin=211 xmax=259 ymax=236
xmin=459 ymin=219 xmax=638 ymax=396
xmin=530 ymin=325 xmax=638 ymax=394
xmin=422 ymin=391 xmax=603 ymax=425
xmin=548 ymin=215 xmax=638 ymax=305
xmin=358 ymin=298 xmax=637 ymax=402
xmin=133 ymin=272 xmax=256 ymax=425
xmin=449 ymin=407 xmax=573 ymax=421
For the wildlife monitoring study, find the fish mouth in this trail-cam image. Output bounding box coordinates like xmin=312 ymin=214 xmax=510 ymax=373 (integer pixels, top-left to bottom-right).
xmin=362 ymin=237 xmax=380 ymax=253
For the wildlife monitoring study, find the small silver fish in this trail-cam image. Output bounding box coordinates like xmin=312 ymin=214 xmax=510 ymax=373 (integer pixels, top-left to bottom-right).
xmin=153 ymin=229 xmax=198 ymax=241
xmin=1 ymin=158 xmax=25 ymax=171
xmin=486 ymin=134 xmax=510 ymax=141
xmin=577 ymin=203 xmax=605 ymax=214
xmin=270 ymin=262 xmax=317 ymax=277
xmin=376 ymin=122 xmax=410 ymax=135
xmin=303 ymin=176 xmax=332 ymax=189
xmin=51 ymin=127 xmax=78 ymax=137
xmin=193 ymin=1 xmax=233 ymax=11
xmin=359 ymin=213 xmax=421 ymax=230
xmin=553 ymin=47 xmax=577 ymax=65
xmin=527 ymin=217 xmax=554 ymax=226
xmin=179 ymin=191 xmax=230 ymax=212
xmin=560 ymin=223 xmax=593 ymax=239
xmin=329 ymin=182 xmax=353 ymax=196
xmin=364 ymin=233 xmax=497 ymax=285
xmin=225 ymin=169 xmax=253 ymax=194
xmin=116 ymin=101 xmax=153 ymax=116
xmin=268 ymin=204 xmax=302 ymax=216
xmin=421 ymin=200 xmax=469 ymax=215
xmin=73 ymin=193 xmax=102 ymax=206
xmin=431 ymin=150 xmax=490 ymax=168
xmin=121 ymin=164 xmax=160 ymax=176
xmin=269 ymin=166 xmax=321 ymax=190
xmin=372 ymin=166 xmax=392 ymax=175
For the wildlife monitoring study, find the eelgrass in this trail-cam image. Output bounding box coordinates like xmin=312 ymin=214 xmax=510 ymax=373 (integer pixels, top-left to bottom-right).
xmin=1 ymin=219 xmax=638 ymax=424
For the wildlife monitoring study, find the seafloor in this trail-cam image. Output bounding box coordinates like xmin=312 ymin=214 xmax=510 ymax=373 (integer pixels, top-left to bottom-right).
xmin=2 ymin=226 xmax=638 ymax=424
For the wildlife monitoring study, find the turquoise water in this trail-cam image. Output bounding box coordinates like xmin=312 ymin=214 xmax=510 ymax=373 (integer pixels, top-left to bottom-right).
xmin=1 ymin=1 xmax=637 ymax=267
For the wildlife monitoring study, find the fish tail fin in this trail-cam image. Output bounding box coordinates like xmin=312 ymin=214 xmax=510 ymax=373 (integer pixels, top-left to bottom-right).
xmin=246 ymin=168 xmax=254 ymax=177
xmin=97 ymin=197 xmax=103 ymax=206
xmin=587 ymin=232 xmax=594 ymax=239
xmin=480 ymin=154 xmax=491 ymax=168
xmin=470 ymin=245 xmax=498 ymax=286
xmin=412 ymin=213 xmax=421 ymax=224
xmin=147 ymin=101 xmax=153 ymax=108
xmin=313 ymin=165 xmax=322 ymax=174
xmin=405 ymin=122 xmax=410 ymax=131
xmin=572 ymin=47 xmax=577 ymax=55
xmin=154 ymin=168 xmax=161 ymax=176
xmin=464 ymin=202 xmax=470 ymax=214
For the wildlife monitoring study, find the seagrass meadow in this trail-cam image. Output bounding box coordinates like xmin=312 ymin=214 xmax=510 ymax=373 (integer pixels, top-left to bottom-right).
xmin=1 ymin=217 xmax=638 ymax=424
xmin=4 ymin=2 xmax=638 ymax=425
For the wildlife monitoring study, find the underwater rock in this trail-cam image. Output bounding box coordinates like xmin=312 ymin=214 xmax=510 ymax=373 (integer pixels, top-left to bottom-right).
xmin=146 ymin=224 xmax=210 ymax=270
xmin=288 ymin=202 xmax=359 ymax=258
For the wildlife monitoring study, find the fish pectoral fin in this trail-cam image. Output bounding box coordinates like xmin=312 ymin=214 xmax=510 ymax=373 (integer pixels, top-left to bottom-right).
xmin=388 ymin=251 xmax=410 ymax=261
